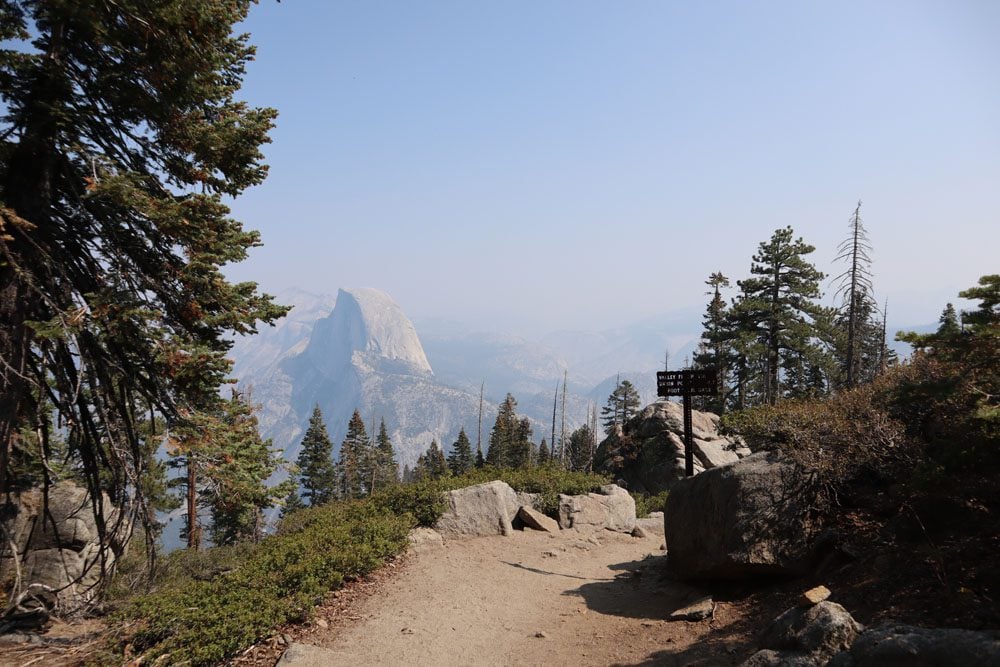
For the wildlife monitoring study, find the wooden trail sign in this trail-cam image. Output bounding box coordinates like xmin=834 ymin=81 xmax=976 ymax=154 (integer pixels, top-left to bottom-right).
xmin=656 ymin=370 xmax=719 ymax=476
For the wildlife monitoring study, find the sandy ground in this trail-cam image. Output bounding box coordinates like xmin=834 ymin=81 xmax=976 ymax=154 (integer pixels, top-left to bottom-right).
xmin=279 ymin=528 xmax=758 ymax=667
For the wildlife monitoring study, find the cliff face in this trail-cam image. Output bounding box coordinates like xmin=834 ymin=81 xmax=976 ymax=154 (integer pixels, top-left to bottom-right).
xmin=237 ymin=287 xmax=496 ymax=469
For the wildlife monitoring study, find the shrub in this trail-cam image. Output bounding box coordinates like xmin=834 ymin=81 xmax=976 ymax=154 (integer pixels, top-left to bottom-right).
xmin=114 ymin=501 xmax=410 ymax=665
xmin=634 ymin=490 xmax=669 ymax=518
xmin=721 ymin=373 xmax=916 ymax=491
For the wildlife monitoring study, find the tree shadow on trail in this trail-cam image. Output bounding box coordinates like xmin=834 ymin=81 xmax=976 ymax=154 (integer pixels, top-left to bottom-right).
xmin=500 ymin=560 xmax=614 ymax=581
xmin=566 ymin=555 xmax=790 ymax=666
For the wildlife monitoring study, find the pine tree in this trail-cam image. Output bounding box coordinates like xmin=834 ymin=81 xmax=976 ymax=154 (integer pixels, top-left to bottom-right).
xmin=296 ymin=405 xmax=337 ymax=506
xmin=447 ymin=428 xmax=475 ymax=476
xmin=537 ymin=437 xmax=550 ymax=465
xmin=204 ymin=390 xmax=291 ymax=546
xmin=566 ymin=424 xmax=595 ymax=472
xmin=694 ymin=272 xmax=732 ymax=413
xmin=280 ymin=488 xmax=305 ymax=519
xmin=339 ymin=410 xmax=369 ymax=499
xmin=508 ymin=418 xmax=534 ymax=469
xmin=600 ymin=378 xmax=641 ymax=434
xmin=371 ymin=418 xmax=398 ymax=491
xmin=486 ymin=393 xmax=519 ymax=468
xmin=734 ymin=227 xmax=826 ymax=404
xmin=937 ymin=303 xmax=961 ymax=337
xmin=0 ymin=1 xmax=287 ymax=549
xmin=423 ymin=440 xmax=449 ymax=480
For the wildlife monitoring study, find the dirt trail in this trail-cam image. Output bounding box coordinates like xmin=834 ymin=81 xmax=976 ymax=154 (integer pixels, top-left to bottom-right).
xmin=280 ymin=529 xmax=758 ymax=666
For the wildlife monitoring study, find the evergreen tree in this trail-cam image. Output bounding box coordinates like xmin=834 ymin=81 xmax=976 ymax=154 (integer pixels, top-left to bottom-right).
xmin=339 ymin=410 xmax=369 ymax=499
xmin=693 ymin=272 xmax=733 ymax=413
xmin=475 ymin=448 xmax=485 ymax=469
xmin=734 ymin=227 xmax=826 ymax=404
xmin=566 ymin=424 xmax=595 ymax=472
xmin=937 ymin=303 xmax=961 ymax=337
xmin=430 ymin=440 xmax=449 ymax=479
xmin=295 ymin=405 xmax=337 ymax=506
xmin=486 ymin=393 xmax=519 ymax=468
xmin=537 ymin=437 xmax=550 ymax=465
xmin=0 ymin=1 xmax=287 ymax=548
xmin=280 ymin=488 xmax=305 ymax=520
xmin=204 ymin=391 xmax=291 ymax=547
xmin=508 ymin=418 xmax=534 ymax=469
xmin=447 ymin=428 xmax=475 ymax=476
xmin=371 ymin=418 xmax=399 ymax=491
xmin=411 ymin=453 xmax=428 ymax=482
xmin=600 ymin=378 xmax=641 ymax=434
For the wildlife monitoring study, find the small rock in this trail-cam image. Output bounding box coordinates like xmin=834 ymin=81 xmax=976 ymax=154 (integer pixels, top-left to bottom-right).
xmin=518 ymin=506 xmax=560 ymax=533
xmin=534 ymin=631 xmax=548 ymax=638
xmin=407 ymin=527 xmax=444 ymax=551
xmin=542 ymin=550 xmax=559 ymax=558
xmin=281 ymin=633 xmax=294 ymax=646
xmin=668 ymin=596 xmax=714 ymax=621
xmin=632 ymin=525 xmax=649 ymax=538
xmin=315 ymin=618 xmax=328 ymax=629
xmin=799 ymin=585 xmax=831 ymax=607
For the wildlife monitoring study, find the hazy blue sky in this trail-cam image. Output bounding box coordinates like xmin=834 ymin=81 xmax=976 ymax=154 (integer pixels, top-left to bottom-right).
xmin=224 ymin=1 xmax=999 ymax=337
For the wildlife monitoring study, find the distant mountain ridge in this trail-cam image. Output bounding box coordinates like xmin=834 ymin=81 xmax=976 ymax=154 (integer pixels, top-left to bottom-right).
xmin=231 ymin=287 xmax=704 ymax=468
xmin=231 ymin=287 xmax=926 ymax=473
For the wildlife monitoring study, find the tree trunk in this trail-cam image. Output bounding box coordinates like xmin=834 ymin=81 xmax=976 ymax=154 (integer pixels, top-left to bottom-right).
xmin=186 ymin=456 xmax=200 ymax=550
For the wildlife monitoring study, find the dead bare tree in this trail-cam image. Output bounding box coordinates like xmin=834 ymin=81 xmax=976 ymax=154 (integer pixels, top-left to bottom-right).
xmin=559 ymin=371 xmax=567 ymax=465
xmin=477 ymin=381 xmax=484 ymax=462
xmin=834 ymin=200 xmax=875 ymax=388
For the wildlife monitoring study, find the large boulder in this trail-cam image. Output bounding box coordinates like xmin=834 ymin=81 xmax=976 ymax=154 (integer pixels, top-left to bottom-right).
xmin=0 ymin=481 xmax=130 ymax=615
xmin=558 ymin=484 xmax=635 ymax=533
xmin=829 ymin=624 xmax=1000 ymax=666
xmin=434 ymin=481 xmax=517 ymax=538
xmin=665 ymin=451 xmax=824 ymax=579
xmin=594 ymin=401 xmax=750 ymax=493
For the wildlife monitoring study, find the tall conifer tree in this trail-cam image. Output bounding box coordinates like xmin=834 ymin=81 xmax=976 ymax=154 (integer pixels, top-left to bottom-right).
xmin=600 ymin=378 xmax=641 ymax=433
xmin=339 ymin=410 xmax=369 ymax=499
xmin=447 ymin=428 xmax=475 ymax=476
xmin=295 ymin=405 xmax=337 ymax=506
xmin=694 ymin=272 xmax=733 ymax=412
xmin=734 ymin=227 xmax=826 ymax=404
xmin=0 ymin=1 xmax=287 ymax=550
xmin=371 ymin=418 xmax=398 ymax=491
xmin=486 ymin=393 xmax=519 ymax=468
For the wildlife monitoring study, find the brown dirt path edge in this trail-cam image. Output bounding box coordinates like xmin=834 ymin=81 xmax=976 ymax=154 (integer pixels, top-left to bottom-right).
xmin=277 ymin=529 xmax=759 ymax=667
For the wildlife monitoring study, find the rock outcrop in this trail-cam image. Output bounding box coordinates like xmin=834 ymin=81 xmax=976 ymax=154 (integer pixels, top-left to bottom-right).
xmin=829 ymin=624 xmax=1000 ymax=666
xmin=558 ymin=484 xmax=636 ymax=533
xmin=665 ymin=451 xmax=824 ymax=580
xmin=594 ymin=400 xmax=750 ymax=493
xmin=742 ymin=596 xmax=1000 ymax=667
xmin=0 ymin=481 xmax=130 ymax=616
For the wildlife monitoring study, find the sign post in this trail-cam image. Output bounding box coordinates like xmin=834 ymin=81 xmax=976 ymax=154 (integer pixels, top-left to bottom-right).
xmin=656 ymin=369 xmax=718 ymax=476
